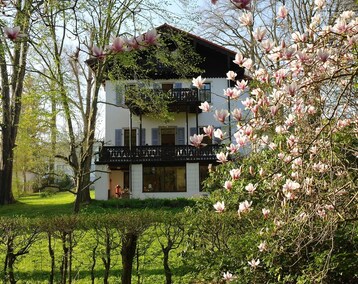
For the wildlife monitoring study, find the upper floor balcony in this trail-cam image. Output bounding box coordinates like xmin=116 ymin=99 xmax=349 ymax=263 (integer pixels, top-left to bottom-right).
xmin=96 ymin=144 xmax=221 ymax=165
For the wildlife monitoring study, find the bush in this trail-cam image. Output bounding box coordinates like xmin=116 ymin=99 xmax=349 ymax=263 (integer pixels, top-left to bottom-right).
xmin=39 ymin=186 xmax=59 ymax=198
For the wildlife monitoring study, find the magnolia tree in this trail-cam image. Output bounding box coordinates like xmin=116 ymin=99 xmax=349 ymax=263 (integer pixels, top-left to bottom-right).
xmin=191 ymin=0 xmax=357 ymax=282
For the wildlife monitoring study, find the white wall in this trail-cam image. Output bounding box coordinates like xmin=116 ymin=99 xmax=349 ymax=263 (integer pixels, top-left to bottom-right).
xmin=94 ymin=164 xmax=110 ymax=200
xmin=104 ymin=77 xmax=237 ymax=146
xmin=130 ymin=163 xmax=204 ymax=199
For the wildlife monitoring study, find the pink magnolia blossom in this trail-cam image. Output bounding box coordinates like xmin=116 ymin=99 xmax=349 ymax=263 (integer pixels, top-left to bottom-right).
xmin=258 ymin=241 xmax=267 ymax=252
xmin=238 ymin=200 xmax=252 ymax=214
xmin=199 ymin=101 xmax=211 ymax=112
xmin=297 ymin=212 xmax=308 ymax=222
xmin=203 ymin=125 xmax=214 ymax=138
xmin=262 ymin=208 xmax=270 ymax=219
xmin=312 ymin=161 xmax=329 ymax=173
xmin=245 ymin=183 xmax=256 ymax=194
xmin=285 ymin=82 xmax=298 ymax=96
xmin=249 ymin=166 xmax=254 ymax=176
xmin=268 ymin=142 xmax=277 ymax=150
xmin=213 ymin=201 xmax=225 ymax=213
xmin=252 ymin=27 xmax=266 ymax=42
xmin=242 ymin=125 xmax=253 ymax=136
xmin=270 ymin=105 xmax=279 ymax=116
xmin=315 ymin=0 xmax=326 ymax=10
xmin=233 ymin=52 xmax=245 ymax=65
xmin=144 ymin=28 xmax=160 ymax=45
xmin=254 ymin=68 xmax=269 ymax=82
xmin=222 ymin=271 xmax=235 ymax=281
xmin=230 ymin=167 xmax=242 ymax=180
xmin=231 ymin=108 xmax=242 ymax=121
xmin=216 ymin=152 xmax=228 ymax=163
xmin=4 ymin=26 xmax=24 ymax=41
xmin=248 ymin=258 xmax=260 ymax=269
xmin=190 ymin=134 xmax=206 ymax=148
xmin=224 ymin=180 xmax=233 ymax=191
xmin=284 ymin=47 xmax=296 ymax=60
xmin=261 ymin=39 xmax=274 ymax=53
xmin=92 ymin=45 xmax=105 ymax=59
xmin=242 ymin=58 xmax=253 ymax=70
xmin=234 ymin=132 xmax=248 ymax=146
xmin=283 ymin=155 xmax=292 ymax=163
xmin=109 ymin=37 xmax=126 ymax=53
xmin=282 ymin=179 xmax=300 ymax=200
xmin=291 ymin=31 xmax=307 ymax=43
xmin=317 ymin=48 xmax=330 ymax=62
xmin=232 ymin=0 xmax=251 ymax=10
xmin=126 ymin=36 xmax=144 ymax=50
xmin=236 ymin=79 xmax=248 ymax=91
xmin=214 ymin=109 xmax=229 ymax=123
xmin=227 ymin=143 xmax=239 ymax=154
xmin=241 ymin=97 xmax=255 ymax=109
xmin=277 ymin=5 xmax=288 ymax=19
xmin=324 ymin=204 xmax=334 ymax=211
xmin=317 ymin=208 xmax=326 ymax=218
xmin=259 ymin=168 xmax=265 ymax=177
xmin=224 ymin=88 xmax=240 ymax=99
xmin=214 ymin=128 xmax=225 ymax=140
xmin=192 ymin=76 xmax=206 ymax=89
xmin=226 ymin=71 xmax=237 ymax=80
xmin=306 ymin=105 xmax=316 ymax=115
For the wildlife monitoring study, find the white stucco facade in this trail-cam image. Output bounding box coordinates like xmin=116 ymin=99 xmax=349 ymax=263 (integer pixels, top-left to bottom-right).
xmin=93 ymin=26 xmax=246 ymax=200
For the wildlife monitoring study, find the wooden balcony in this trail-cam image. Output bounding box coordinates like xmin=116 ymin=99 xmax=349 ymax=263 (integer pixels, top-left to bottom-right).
xmin=96 ymin=145 xmax=222 ymax=165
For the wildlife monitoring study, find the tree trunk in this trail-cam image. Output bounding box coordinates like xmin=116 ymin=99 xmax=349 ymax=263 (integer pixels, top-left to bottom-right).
xmin=163 ymin=247 xmax=172 ymax=284
xmin=121 ymin=233 xmax=138 ymax=284
xmin=0 ymin=0 xmax=32 ymax=205
xmin=48 ymin=233 xmax=55 ymax=284
xmin=0 ymin=150 xmax=15 ymax=205
xmin=0 ymin=128 xmax=15 ymax=205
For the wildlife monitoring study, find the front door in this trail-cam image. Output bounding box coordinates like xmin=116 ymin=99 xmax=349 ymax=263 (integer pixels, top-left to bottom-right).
xmin=161 ymin=127 xmax=176 ymax=146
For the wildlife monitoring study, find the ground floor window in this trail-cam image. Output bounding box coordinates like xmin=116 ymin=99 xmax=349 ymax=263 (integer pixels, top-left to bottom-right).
xmin=143 ymin=166 xmax=186 ymax=192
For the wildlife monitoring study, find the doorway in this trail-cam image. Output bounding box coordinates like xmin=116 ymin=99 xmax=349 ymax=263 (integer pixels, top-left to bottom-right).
xmin=160 ymin=127 xmax=176 ymax=146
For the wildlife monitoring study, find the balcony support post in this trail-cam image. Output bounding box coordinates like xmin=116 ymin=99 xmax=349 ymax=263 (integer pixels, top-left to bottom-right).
xmin=186 ymin=105 xmax=189 ymax=144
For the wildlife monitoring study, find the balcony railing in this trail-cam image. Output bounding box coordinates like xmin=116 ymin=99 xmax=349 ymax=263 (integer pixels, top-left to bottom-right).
xmin=96 ymin=145 xmax=222 ymax=164
xmin=168 ymin=88 xmax=211 ymax=103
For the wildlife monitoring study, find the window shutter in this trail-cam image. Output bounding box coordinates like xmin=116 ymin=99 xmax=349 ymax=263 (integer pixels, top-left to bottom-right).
xmin=176 ymin=127 xmax=185 ymax=145
xmin=152 ymin=128 xmax=159 ymax=145
xmin=174 ymin=82 xmax=182 ymax=89
xmin=115 ymin=129 xmax=122 ymax=146
xmin=141 ymin=128 xmax=146 ymax=145
xmin=190 ymin=127 xmax=197 ymax=136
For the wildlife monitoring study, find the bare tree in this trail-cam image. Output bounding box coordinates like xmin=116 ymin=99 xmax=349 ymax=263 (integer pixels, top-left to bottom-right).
xmin=0 ymin=0 xmax=36 ymax=204
xmin=196 ymin=0 xmax=357 ymax=68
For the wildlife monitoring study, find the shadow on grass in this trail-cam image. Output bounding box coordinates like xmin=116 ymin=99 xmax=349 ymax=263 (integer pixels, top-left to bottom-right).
xmin=0 ymin=200 xmax=75 ymax=217
xmin=11 ymin=265 xmax=194 ymax=282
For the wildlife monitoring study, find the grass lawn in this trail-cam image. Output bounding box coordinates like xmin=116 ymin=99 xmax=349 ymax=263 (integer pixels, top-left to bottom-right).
xmin=0 ymin=191 xmax=77 ymax=217
xmin=0 ymin=191 xmax=197 ymax=283
xmin=0 ymin=190 xmax=194 ymax=217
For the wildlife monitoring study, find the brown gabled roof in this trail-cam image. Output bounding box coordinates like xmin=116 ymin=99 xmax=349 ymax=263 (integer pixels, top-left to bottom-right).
xmin=156 ymin=23 xmax=237 ymax=57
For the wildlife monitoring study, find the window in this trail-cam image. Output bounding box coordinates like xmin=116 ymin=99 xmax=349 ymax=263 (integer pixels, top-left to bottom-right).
xmin=143 ymin=166 xmax=186 ymax=192
xmin=115 ymin=129 xmax=122 ymax=146
xmin=124 ymin=129 xmax=137 ymax=147
xmin=200 ymin=82 xmax=211 ymax=102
